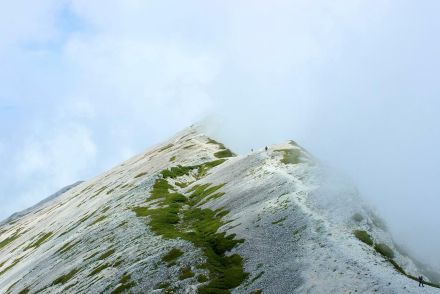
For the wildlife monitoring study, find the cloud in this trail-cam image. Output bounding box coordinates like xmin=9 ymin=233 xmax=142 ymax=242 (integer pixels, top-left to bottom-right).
xmin=1 ymin=0 xmax=440 ymax=268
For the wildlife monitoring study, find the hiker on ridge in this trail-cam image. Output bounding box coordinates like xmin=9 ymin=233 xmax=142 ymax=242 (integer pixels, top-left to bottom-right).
xmin=419 ymin=275 xmax=425 ymax=287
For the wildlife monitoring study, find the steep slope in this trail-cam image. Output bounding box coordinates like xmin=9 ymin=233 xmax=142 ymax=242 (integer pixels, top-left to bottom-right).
xmin=0 ymin=126 xmax=437 ymax=293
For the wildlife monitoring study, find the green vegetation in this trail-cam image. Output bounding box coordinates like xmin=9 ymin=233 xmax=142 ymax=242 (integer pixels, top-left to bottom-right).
xmin=98 ymin=248 xmax=115 ymax=260
xmin=207 ymin=139 xmax=226 ymax=150
xmin=132 ymin=161 xmax=247 ymax=293
xmin=214 ymin=149 xmax=234 ymax=159
xmin=134 ymin=172 xmax=148 ymax=179
xmin=250 ymin=271 xmax=264 ymax=283
xmin=88 ymin=263 xmax=110 ymax=277
xmin=161 ymin=165 xmax=194 ymax=179
xmin=91 ymin=186 xmax=107 ymax=198
xmin=275 ymin=149 xmax=301 ymax=164
xmin=63 ymin=283 xmax=77 ymax=291
xmin=170 ymin=156 xmax=176 ymax=162
xmin=175 ymin=182 xmax=189 ymax=188
xmin=0 ymin=230 xmax=22 ymax=250
xmin=17 ymin=288 xmax=29 ymax=294
xmin=250 ymin=290 xmax=263 ymax=294
xmin=52 ymin=268 xmax=79 ymax=285
xmin=352 ymin=213 xmax=364 ymax=222
xmin=111 ymin=274 xmax=135 ymax=294
xmin=197 ymin=275 xmax=208 ymax=283
xmin=374 ymin=243 xmax=394 ymax=259
xmin=24 ymin=232 xmax=53 ymax=251
xmin=154 ymin=281 xmax=171 ymax=289
xmin=196 ymin=159 xmax=226 ymax=178
xmin=353 ymin=230 xmax=373 ymax=246
xmin=179 ymin=265 xmax=195 ymax=280
xmin=162 ymin=248 xmax=184 ymax=265
xmin=58 ymin=240 xmax=79 ymax=254
xmin=184 ymin=144 xmax=195 ymax=149
xmin=206 ymin=138 xmax=235 ymax=159
xmin=0 ymin=257 xmax=23 ymax=276
xmin=159 ymin=144 xmax=174 ymax=152
xmin=90 ymin=215 xmax=107 ymax=226
xmin=84 ymin=251 xmax=101 ymax=261
xmin=272 ymin=217 xmax=287 ymax=225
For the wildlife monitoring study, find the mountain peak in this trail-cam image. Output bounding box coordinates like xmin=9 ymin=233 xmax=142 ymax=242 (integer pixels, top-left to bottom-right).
xmin=0 ymin=127 xmax=437 ymax=293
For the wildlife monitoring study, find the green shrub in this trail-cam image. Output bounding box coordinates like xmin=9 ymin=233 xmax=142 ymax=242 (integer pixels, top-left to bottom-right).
xmin=276 ymin=149 xmax=301 ymax=164
xmin=25 ymin=232 xmax=53 ymax=250
xmin=162 ymin=248 xmax=183 ymax=264
xmin=352 ymin=213 xmax=364 ymax=222
xmin=214 ymin=149 xmax=234 ymax=158
xmin=179 ymin=266 xmax=194 ymax=280
xmin=353 ymin=230 xmax=373 ymax=246
xmin=374 ymin=243 xmax=394 ymax=259
xmin=132 ymin=163 xmax=247 ymax=293
xmin=52 ymin=268 xmax=79 ymax=285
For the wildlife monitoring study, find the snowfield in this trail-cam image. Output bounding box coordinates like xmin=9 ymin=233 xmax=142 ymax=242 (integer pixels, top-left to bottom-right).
xmin=0 ymin=126 xmax=437 ymax=293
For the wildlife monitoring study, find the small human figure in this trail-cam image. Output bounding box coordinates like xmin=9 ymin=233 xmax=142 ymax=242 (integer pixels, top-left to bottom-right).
xmin=265 ymin=146 xmax=268 ymax=151
xmin=251 ymin=149 xmax=253 ymax=152
xmin=418 ymin=275 xmax=425 ymax=287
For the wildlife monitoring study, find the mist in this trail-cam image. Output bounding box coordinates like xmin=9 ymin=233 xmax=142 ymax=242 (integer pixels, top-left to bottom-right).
xmin=1 ymin=0 xmax=440 ymax=268
xmin=209 ymin=1 xmax=440 ymax=267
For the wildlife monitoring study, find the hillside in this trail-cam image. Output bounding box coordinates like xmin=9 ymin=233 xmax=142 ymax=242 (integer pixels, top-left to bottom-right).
xmin=0 ymin=126 xmax=437 ymax=293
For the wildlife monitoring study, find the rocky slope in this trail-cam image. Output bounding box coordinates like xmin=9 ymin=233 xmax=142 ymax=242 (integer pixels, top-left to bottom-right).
xmin=0 ymin=126 xmax=438 ymax=293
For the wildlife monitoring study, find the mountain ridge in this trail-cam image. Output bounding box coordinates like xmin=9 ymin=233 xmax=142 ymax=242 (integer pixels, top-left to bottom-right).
xmin=0 ymin=126 xmax=438 ymax=293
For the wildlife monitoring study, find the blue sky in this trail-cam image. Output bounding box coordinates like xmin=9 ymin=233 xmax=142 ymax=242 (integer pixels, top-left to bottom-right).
xmin=1 ymin=0 xmax=440 ymax=266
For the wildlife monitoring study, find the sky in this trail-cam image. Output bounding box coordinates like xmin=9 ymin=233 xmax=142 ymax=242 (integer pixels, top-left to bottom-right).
xmin=1 ymin=0 xmax=440 ymax=266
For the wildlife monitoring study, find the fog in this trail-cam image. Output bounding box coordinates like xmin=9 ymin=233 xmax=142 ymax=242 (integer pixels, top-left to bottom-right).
xmin=1 ymin=0 xmax=440 ymax=268
xmin=205 ymin=1 xmax=440 ymax=267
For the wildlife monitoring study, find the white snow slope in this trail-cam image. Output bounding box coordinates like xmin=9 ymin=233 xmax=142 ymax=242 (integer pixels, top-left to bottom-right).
xmin=0 ymin=126 xmax=437 ymax=294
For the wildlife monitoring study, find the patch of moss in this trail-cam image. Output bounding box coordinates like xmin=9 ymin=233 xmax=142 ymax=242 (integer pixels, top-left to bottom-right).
xmin=98 ymin=248 xmax=115 ymax=260
xmin=88 ymin=263 xmax=110 ymax=277
xmin=90 ymin=215 xmax=107 ymax=226
xmin=84 ymin=251 xmax=101 ymax=261
xmin=0 ymin=230 xmax=22 ymax=250
xmin=272 ymin=217 xmax=287 ymax=225
xmin=154 ymin=282 xmax=171 ymax=289
xmin=161 ymin=165 xmax=194 ymax=179
xmin=58 ymin=240 xmax=79 ymax=254
xmin=134 ymin=172 xmax=148 ymax=179
xmin=52 ymin=268 xmax=79 ymax=285
xmin=25 ymin=232 xmax=53 ymax=250
xmin=250 ymin=271 xmax=265 ymax=283
xmin=352 ymin=213 xmax=364 ymax=222
xmin=132 ymin=163 xmax=247 ymax=293
xmin=374 ymin=243 xmax=394 ymax=259
xmin=197 ymin=275 xmax=209 ymax=283
xmin=207 ymin=139 xmax=226 ymax=150
xmin=353 ymin=230 xmax=373 ymax=246
xmin=63 ymin=283 xmax=77 ymax=291
xmin=159 ymin=144 xmax=174 ymax=152
xmin=170 ymin=156 xmax=176 ymax=162
xmin=179 ymin=265 xmax=195 ymax=280
xmin=196 ymin=159 xmax=226 ymax=178
xmin=91 ymin=186 xmax=107 ymax=198
xmin=0 ymin=257 xmax=23 ymax=276
xmin=175 ymin=182 xmax=189 ymax=188
xmin=17 ymin=288 xmax=29 ymax=294
xmin=250 ymin=290 xmax=263 ymax=294
xmin=111 ymin=274 xmax=135 ymax=294
xmin=214 ymin=149 xmax=234 ymax=159
xmin=275 ymin=149 xmax=301 ymax=164
xmin=162 ymin=248 xmax=184 ymax=264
